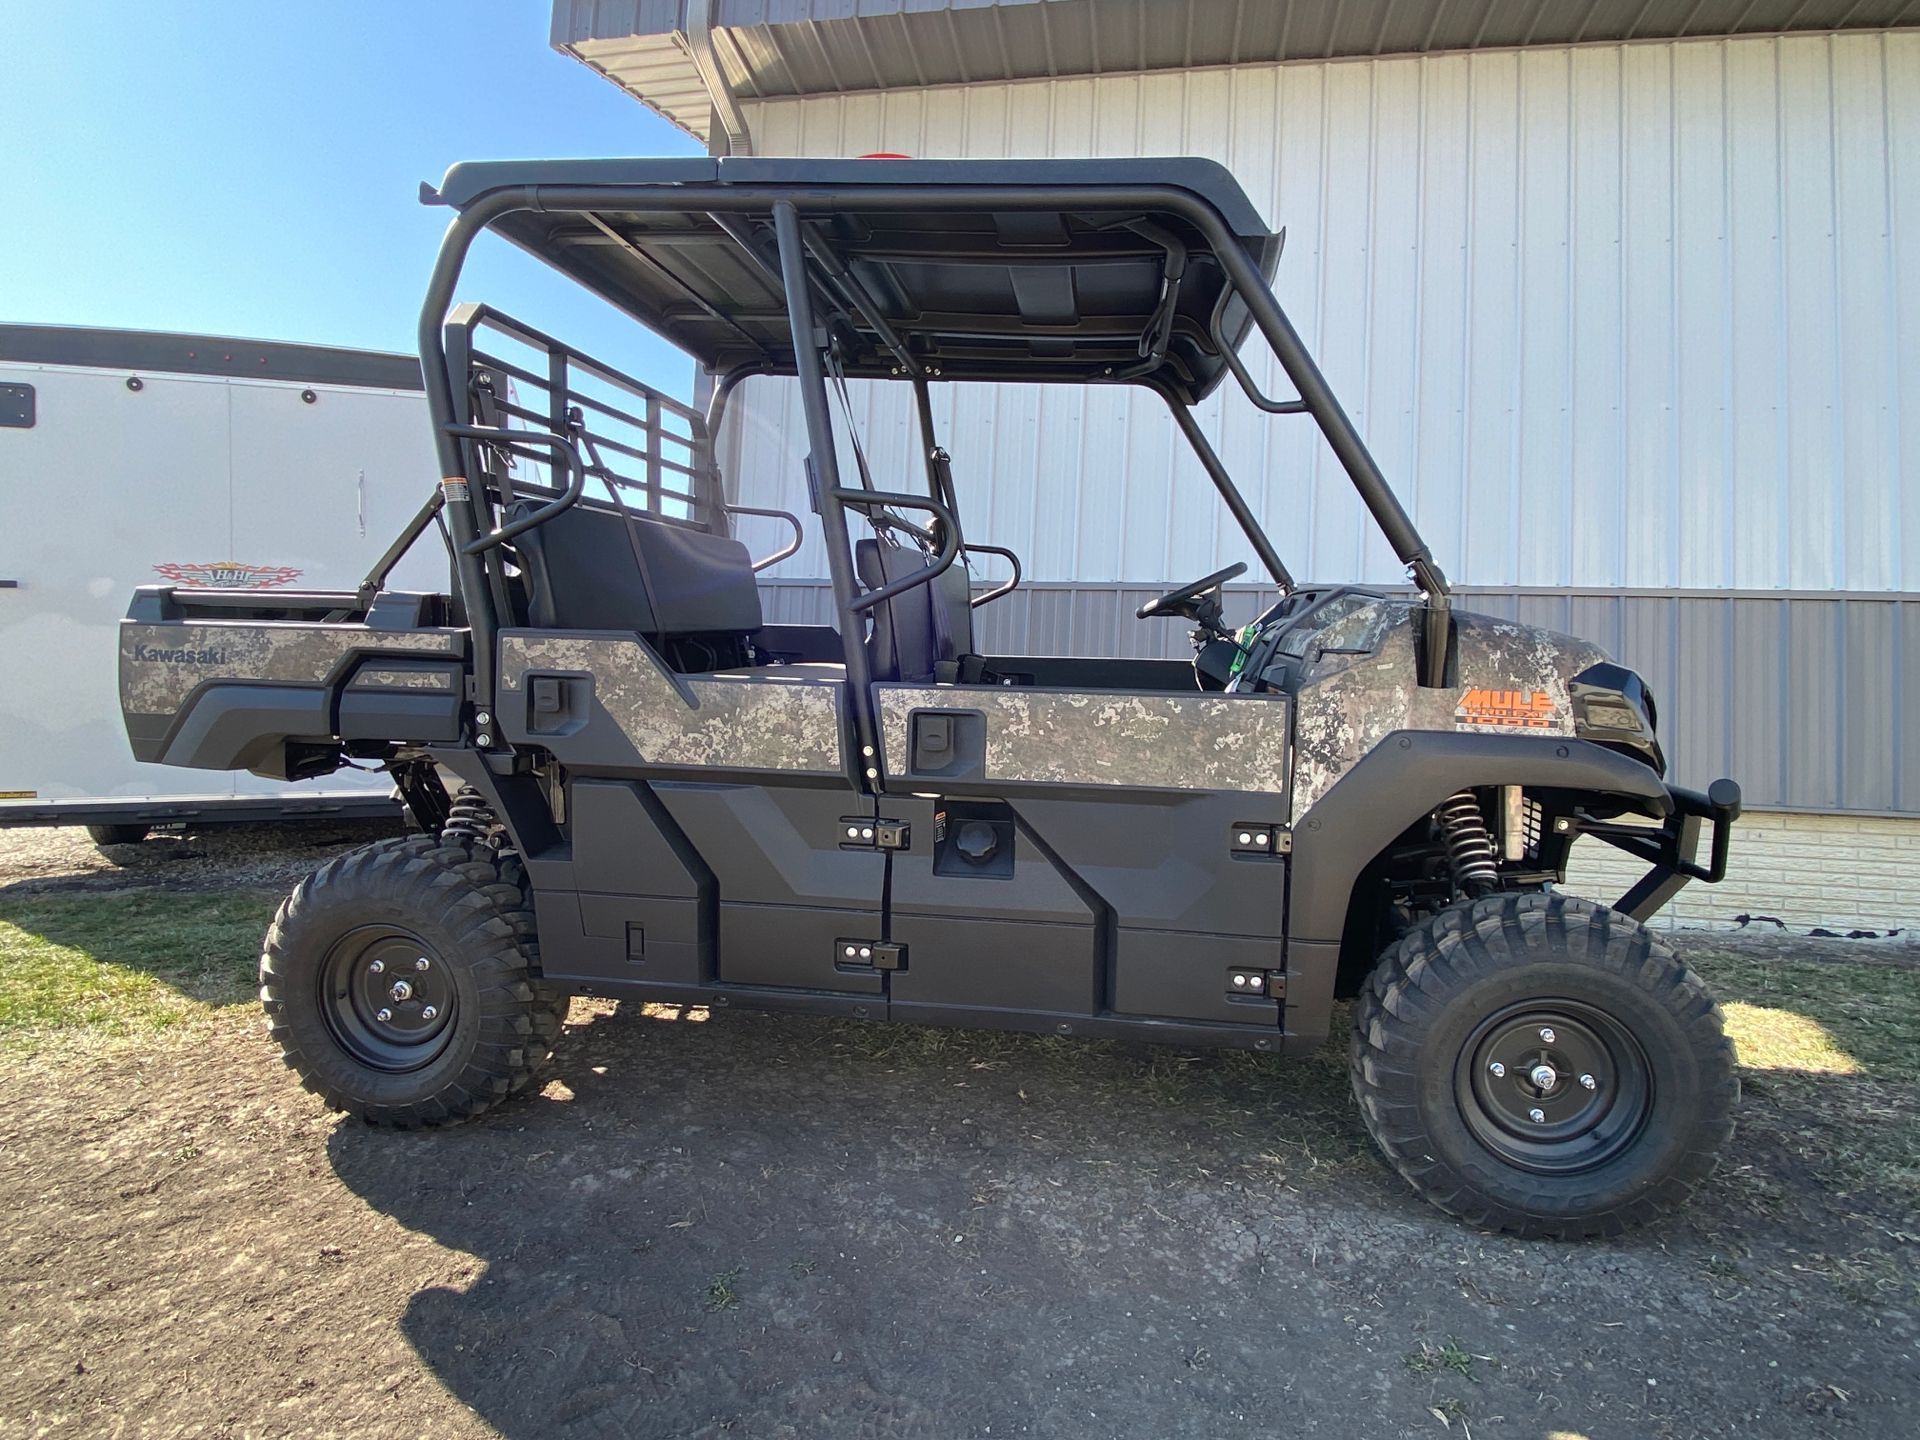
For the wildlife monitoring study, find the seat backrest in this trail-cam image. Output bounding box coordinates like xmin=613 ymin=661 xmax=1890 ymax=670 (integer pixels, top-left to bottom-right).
xmin=855 ymin=536 xmax=975 ymax=683
xmin=508 ymin=499 xmax=763 ymax=638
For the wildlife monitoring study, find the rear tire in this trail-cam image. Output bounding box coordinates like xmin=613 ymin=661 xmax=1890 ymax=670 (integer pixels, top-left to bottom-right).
xmin=259 ymin=835 xmax=566 ymax=1127
xmin=86 ymin=822 xmax=149 ymax=847
xmin=1351 ymin=892 xmax=1736 ymax=1239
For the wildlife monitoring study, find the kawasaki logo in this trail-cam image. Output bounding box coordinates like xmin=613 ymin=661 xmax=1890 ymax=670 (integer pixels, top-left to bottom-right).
xmin=132 ymin=643 xmax=230 ymax=665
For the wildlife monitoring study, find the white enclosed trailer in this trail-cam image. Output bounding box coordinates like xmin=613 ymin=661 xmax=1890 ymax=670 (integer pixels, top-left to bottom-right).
xmin=0 ymin=324 xmax=441 ymax=841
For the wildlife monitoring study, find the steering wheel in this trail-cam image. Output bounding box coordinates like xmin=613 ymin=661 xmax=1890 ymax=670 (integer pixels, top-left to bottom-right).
xmin=1135 ymin=562 xmax=1248 ymax=622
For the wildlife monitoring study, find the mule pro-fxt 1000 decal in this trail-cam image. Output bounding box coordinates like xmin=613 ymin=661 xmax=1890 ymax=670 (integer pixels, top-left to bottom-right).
xmin=1289 ymin=602 xmax=1602 ymax=820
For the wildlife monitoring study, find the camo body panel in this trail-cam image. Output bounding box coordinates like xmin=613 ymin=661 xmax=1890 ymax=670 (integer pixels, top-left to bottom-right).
xmin=1290 ymin=602 xmax=1609 ymax=820
xmin=120 ymin=623 xmax=462 ymax=715
xmin=500 ymin=634 xmax=843 ymax=774
xmin=350 ymin=667 xmax=457 ymax=691
xmin=876 ymin=685 xmax=1291 ymax=795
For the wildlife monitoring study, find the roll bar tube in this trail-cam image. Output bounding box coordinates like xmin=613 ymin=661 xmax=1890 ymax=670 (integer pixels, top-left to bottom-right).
xmin=771 ymin=199 xmax=882 ymax=785
xmin=1161 ymin=392 xmax=1293 ymax=592
xmin=417 ymin=180 xmax=1454 ymax=726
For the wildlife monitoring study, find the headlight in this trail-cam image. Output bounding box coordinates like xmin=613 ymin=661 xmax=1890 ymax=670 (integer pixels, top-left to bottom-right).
xmin=1571 ymin=663 xmax=1664 ymax=775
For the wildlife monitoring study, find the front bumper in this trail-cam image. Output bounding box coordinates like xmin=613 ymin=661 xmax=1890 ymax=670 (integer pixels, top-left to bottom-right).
xmin=1565 ymin=778 xmax=1743 ymax=922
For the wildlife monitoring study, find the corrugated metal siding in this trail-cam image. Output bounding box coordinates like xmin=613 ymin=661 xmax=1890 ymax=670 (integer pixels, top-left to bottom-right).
xmin=726 ymin=33 xmax=1920 ymax=593
xmin=758 ymin=581 xmax=1920 ymax=814
xmin=553 ymin=1 xmax=1920 ymax=140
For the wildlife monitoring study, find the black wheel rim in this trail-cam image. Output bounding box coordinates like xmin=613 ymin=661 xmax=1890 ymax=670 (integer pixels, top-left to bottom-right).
xmin=318 ymin=925 xmax=458 ymax=1073
xmin=1454 ymin=1000 xmax=1652 ymax=1175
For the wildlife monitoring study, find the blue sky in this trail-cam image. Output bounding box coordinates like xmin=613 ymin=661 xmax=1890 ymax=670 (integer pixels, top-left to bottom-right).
xmin=1 ymin=0 xmax=703 ymax=395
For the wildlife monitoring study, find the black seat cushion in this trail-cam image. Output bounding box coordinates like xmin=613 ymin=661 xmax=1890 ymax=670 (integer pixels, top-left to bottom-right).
xmin=855 ymin=537 xmax=975 ymax=683
xmin=508 ymin=499 xmax=762 ymax=636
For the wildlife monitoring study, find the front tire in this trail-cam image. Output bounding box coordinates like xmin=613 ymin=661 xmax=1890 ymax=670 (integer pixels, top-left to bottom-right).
xmin=259 ymin=835 xmax=565 ymax=1127
xmin=1351 ymin=892 xmax=1736 ymax=1239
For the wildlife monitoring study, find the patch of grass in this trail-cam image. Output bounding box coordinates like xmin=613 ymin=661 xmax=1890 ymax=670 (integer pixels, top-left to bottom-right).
xmin=704 ymin=1265 xmax=743 ymax=1312
xmin=1404 ymin=1338 xmax=1482 ymax=1380
xmin=1685 ymin=945 xmax=1920 ymax=1228
xmin=0 ymin=890 xmax=275 ymax=1042
xmin=1688 ymin=948 xmax=1920 ymax=1084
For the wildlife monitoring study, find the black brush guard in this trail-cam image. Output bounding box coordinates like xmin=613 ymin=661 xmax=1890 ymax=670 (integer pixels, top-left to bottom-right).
xmin=1566 ymin=779 xmax=1744 ymax=922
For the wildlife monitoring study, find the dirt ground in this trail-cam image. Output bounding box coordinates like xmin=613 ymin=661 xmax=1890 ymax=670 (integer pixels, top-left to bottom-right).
xmin=0 ymin=824 xmax=1915 ymax=1439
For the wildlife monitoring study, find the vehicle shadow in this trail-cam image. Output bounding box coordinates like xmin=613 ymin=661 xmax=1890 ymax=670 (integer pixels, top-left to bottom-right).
xmin=324 ymin=999 xmax=1389 ymax=1438
xmin=321 ymin=945 xmax=1920 ymax=1438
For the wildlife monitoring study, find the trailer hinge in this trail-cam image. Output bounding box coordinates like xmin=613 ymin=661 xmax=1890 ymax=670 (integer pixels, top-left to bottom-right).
xmin=839 ymin=816 xmax=911 ymax=851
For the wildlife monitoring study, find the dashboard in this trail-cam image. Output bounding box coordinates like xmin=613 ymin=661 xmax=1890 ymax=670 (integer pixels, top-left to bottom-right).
xmin=1223 ymin=585 xmax=1391 ymax=695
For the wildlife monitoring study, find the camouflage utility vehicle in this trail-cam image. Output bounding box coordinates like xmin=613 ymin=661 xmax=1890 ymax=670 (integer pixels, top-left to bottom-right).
xmin=120 ymin=158 xmax=1743 ymax=1237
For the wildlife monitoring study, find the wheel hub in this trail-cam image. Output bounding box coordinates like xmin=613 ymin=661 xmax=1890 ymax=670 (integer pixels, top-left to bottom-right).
xmin=319 ymin=927 xmax=457 ymax=1072
xmin=1456 ymin=1001 xmax=1652 ymax=1174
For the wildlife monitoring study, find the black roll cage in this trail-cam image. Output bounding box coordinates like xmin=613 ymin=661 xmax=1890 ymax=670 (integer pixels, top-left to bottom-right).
xmin=399 ymin=178 xmax=1454 ymax=766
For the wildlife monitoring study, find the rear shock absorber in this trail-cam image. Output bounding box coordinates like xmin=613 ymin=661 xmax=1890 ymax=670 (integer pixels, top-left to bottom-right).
xmin=1437 ymin=789 xmax=1498 ymax=897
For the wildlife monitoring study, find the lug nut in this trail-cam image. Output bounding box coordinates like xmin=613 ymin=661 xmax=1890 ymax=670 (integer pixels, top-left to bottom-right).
xmin=1530 ymin=1064 xmax=1558 ymax=1090
xmin=414 ymin=957 xmax=430 ymax=972
xmin=1580 ymin=1073 xmax=1596 ymax=1090
xmin=389 ymin=980 xmax=413 ymax=1002
xmin=376 ymin=1008 xmax=393 ymax=1023
xmin=421 ymin=1005 xmax=438 ymax=1020
xmin=1488 ymin=1061 xmax=1506 ymax=1078
xmin=1528 ymin=1107 xmax=1547 ymax=1124
xmin=1539 ymin=1027 xmax=1557 ymax=1043
xmin=369 ymin=959 xmax=385 ymax=975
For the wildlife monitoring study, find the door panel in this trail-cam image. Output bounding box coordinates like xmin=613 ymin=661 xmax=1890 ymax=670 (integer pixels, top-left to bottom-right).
xmin=873 ymin=682 xmax=1291 ymax=1030
xmin=653 ymin=782 xmax=886 ymax=994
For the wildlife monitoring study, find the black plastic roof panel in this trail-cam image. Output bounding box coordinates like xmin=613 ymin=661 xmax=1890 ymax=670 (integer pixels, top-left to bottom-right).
xmin=425 ymin=156 xmax=1282 ymax=403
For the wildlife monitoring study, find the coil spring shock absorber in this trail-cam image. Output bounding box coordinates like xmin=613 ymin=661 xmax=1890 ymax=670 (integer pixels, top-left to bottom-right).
xmin=1437 ymin=789 xmax=1498 ymax=896
xmin=440 ymin=785 xmax=501 ymax=848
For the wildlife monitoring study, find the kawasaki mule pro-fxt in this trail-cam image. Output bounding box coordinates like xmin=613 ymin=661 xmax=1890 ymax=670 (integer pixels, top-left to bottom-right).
xmin=118 ymin=158 xmax=1743 ymax=1237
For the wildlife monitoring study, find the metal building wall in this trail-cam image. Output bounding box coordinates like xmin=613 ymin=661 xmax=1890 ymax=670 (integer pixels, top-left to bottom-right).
xmin=721 ymin=33 xmax=1920 ymax=813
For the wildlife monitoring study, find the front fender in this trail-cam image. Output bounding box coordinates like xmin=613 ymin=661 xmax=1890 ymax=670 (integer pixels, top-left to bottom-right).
xmin=1286 ymin=729 xmax=1669 ymax=945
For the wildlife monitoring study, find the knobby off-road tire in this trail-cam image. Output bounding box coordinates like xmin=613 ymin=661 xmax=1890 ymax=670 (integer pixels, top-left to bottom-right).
xmin=259 ymin=834 xmax=568 ymax=1127
xmin=1351 ymin=892 xmax=1737 ymax=1239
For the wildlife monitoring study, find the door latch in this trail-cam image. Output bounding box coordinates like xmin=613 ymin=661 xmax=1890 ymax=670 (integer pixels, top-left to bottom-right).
xmin=1227 ymin=969 xmax=1286 ymax=1000
xmin=839 ymin=816 xmax=911 ymax=851
xmin=1230 ymin=823 xmax=1290 ymax=857
xmin=834 ymin=939 xmax=907 ymax=971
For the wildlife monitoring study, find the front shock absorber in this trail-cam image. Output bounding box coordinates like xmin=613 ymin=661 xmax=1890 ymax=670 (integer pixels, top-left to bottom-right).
xmin=441 ymin=785 xmax=504 ymax=849
xmin=1437 ymin=789 xmax=1498 ymax=897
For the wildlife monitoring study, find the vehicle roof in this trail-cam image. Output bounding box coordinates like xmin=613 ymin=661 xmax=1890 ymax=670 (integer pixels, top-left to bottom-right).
xmin=425 ymin=156 xmax=1281 ymax=403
